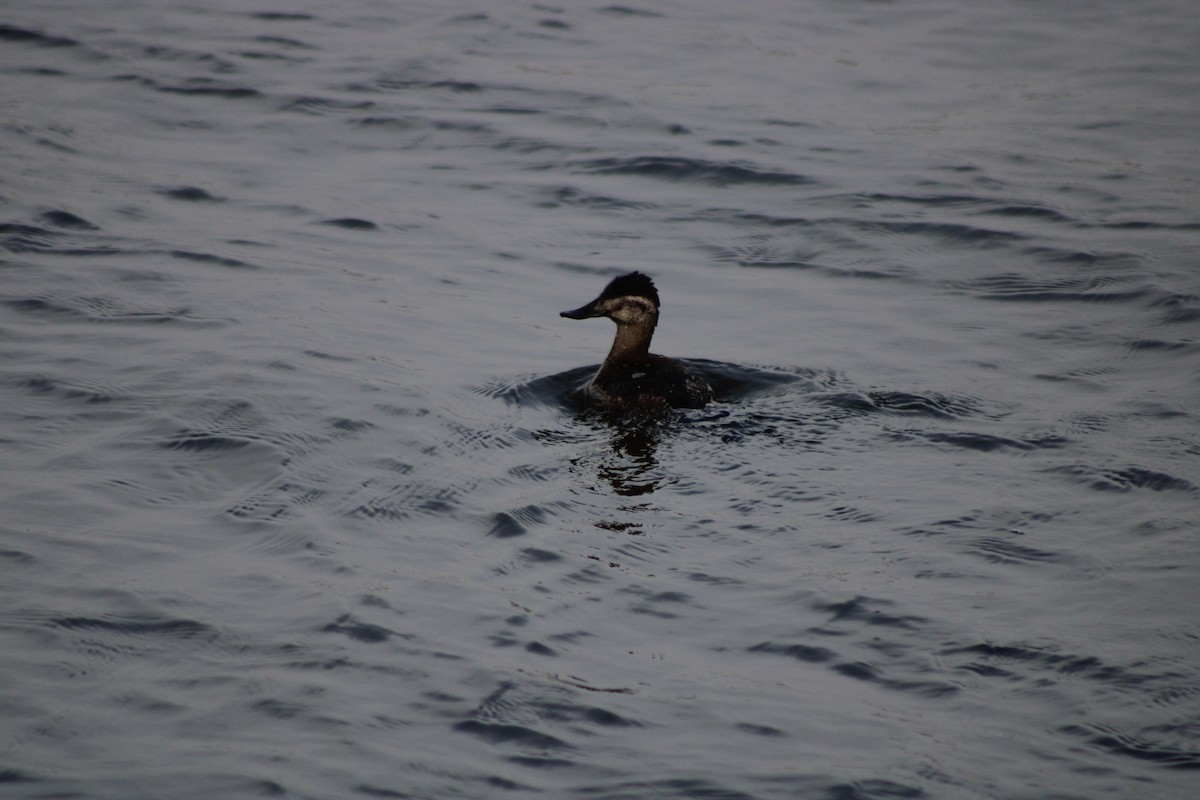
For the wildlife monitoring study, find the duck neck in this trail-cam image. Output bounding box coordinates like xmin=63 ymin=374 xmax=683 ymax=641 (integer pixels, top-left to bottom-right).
xmin=605 ymin=319 xmax=655 ymax=363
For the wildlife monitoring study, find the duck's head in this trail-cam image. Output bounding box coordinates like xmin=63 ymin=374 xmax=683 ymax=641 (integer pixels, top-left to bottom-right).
xmin=560 ymin=271 xmax=660 ymax=326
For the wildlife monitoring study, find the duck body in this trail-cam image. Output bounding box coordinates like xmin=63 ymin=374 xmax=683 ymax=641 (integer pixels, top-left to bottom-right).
xmin=560 ymin=272 xmax=713 ymax=412
xmin=584 ymin=353 xmax=713 ymax=411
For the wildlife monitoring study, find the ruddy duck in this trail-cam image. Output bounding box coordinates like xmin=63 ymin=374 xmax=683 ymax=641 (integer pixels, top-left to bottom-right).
xmin=560 ymin=271 xmax=713 ymax=411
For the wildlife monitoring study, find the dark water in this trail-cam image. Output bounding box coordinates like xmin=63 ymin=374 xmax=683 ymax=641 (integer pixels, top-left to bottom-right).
xmin=2 ymin=1 xmax=1199 ymax=798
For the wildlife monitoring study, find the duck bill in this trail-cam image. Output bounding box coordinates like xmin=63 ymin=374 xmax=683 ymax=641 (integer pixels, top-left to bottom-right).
xmin=560 ymin=298 xmax=604 ymax=319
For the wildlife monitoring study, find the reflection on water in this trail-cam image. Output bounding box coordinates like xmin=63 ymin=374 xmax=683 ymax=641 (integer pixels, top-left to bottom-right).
xmin=594 ymin=422 xmax=665 ymax=498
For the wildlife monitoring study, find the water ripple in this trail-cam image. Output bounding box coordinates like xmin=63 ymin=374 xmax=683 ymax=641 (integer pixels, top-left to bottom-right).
xmin=574 ymin=155 xmax=816 ymax=187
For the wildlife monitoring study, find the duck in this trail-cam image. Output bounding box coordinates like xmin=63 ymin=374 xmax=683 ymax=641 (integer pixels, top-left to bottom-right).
xmin=560 ymin=271 xmax=713 ymax=412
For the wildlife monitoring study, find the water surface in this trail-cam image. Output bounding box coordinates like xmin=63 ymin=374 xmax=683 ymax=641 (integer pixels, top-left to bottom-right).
xmin=2 ymin=2 xmax=1199 ymax=798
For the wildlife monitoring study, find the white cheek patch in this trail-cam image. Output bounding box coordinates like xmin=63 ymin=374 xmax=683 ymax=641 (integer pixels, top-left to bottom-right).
xmin=611 ymin=296 xmax=657 ymax=322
